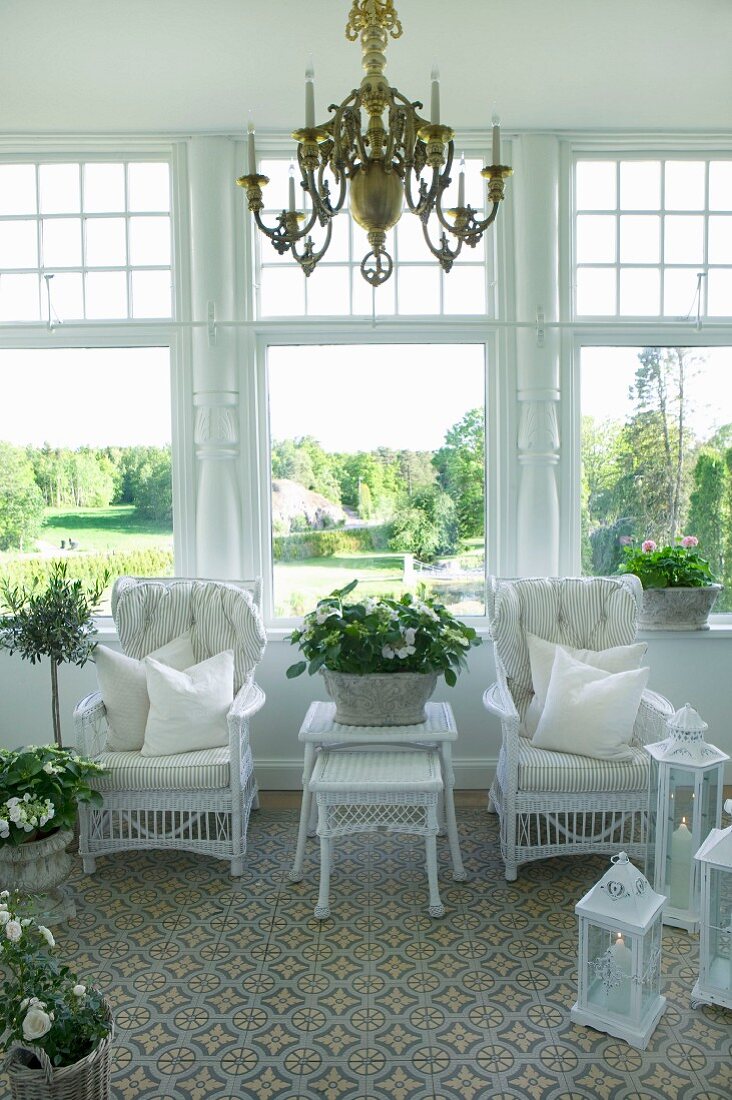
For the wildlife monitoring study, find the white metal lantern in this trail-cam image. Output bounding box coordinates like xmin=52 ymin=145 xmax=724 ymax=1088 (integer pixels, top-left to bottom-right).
xmin=692 ymin=799 xmax=732 ymax=1011
xmin=645 ymin=704 xmax=728 ymax=932
xmin=571 ymin=851 xmax=666 ymax=1050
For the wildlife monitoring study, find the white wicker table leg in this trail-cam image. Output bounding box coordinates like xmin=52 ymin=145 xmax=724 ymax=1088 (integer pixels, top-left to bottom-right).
xmin=425 ymin=831 xmax=445 ymax=918
xmin=315 ymin=827 xmax=331 ymax=920
xmin=290 ymin=743 xmax=316 ymax=883
xmin=439 ymin=743 xmax=467 ymax=881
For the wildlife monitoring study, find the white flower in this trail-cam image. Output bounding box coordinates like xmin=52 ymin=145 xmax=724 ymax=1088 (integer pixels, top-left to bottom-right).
xmin=0 ymin=911 xmax=10 ymax=926
xmin=72 ymin=984 xmax=86 ymax=997
xmin=42 ymin=762 xmax=60 ymax=775
xmin=404 ymin=628 xmax=416 ymax=646
xmin=381 ymin=645 xmax=395 ymax=659
xmin=23 ymin=793 xmax=31 ymax=802
xmin=19 ymin=998 xmax=30 ymax=1010
xmin=0 ymin=890 xmax=9 ymax=898
xmin=5 ymin=920 xmax=22 ymax=942
xmin=22 ymin=1006 xmax=52 ymax=1041
xmin=315 ymin=606 xmax=338 ymax=625
xmin=21 ymin=918 xmax=32 ymax=927
xmin=0 ymin=820 xmax=9 ymax=839
xmin=38 ymin=925 xmax=55 ymax=948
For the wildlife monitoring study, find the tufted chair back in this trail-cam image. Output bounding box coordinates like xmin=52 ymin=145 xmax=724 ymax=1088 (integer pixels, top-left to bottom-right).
xmin=111 ymin=577 xmax=266 ymax=694
xmin=486 ymin=575 xmax=643 ymax=722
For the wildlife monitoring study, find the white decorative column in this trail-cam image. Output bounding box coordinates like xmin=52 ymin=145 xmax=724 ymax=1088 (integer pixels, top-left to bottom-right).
xmin=513 ymin=135 xmax=560 ymax=576
xmin=188 ymin=137 xmax=243 ymax=579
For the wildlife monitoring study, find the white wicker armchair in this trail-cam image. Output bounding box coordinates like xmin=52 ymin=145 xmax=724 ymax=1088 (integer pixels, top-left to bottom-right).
xmin=74 ymin=576 xmax=266 ymax=877
xmin=484 ymin=575 xmax=674 ymax=881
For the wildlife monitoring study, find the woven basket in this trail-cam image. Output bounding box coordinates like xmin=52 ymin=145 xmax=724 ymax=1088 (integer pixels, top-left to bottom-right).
xmin=4 ymin=1009 xmax=113 ymax=1100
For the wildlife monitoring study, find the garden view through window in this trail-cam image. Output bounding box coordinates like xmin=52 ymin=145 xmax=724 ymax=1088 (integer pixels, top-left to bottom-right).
xmin=581 ymin=346 xmax=732 ymax=611
xmin=0 ymin=347 xmax=173 ymax=613
xmin=268 ymin=344 xmax=486 ymax=618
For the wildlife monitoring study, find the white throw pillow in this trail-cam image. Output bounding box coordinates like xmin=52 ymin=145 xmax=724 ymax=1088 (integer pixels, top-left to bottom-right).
xmin=523 ymin=633 xmax=647 ymax=737
xmin=531 ymin=647 xmax=650 ymax=760
xmin=95 ymin=631 xmax=196 ymax=751
xmin=141 ymin=650 xmax=234 ymax=757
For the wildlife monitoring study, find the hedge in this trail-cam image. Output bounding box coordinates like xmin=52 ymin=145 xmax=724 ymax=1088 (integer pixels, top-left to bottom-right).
xmin=273 ymin=525 xmax=389 ymax=562
xmin=0 ymin=549 xmax=175 ymax=593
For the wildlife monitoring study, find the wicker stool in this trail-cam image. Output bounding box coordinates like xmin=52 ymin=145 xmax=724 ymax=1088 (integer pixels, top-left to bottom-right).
xmin=309 ymin=748 xmax=445 ymax=919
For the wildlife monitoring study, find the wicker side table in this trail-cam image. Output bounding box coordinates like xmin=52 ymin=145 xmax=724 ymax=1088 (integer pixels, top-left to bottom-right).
xmin=309 ymin=748 xmax=445 ymax=919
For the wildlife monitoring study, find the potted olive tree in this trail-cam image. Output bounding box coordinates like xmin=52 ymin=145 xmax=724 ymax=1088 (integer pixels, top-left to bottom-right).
xmin=0 ymin=562 xmax=108 ymax=748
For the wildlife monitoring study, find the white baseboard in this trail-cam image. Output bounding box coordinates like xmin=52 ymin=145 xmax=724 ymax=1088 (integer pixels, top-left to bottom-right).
xmin=253 ymin=757 xmax=498 ymax=792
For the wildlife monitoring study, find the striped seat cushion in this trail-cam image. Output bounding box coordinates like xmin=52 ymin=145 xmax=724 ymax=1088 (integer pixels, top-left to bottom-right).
xmin=517 ymin=741 xmax=649 ymax=793
xmin=92 ymin=747 xmax=231 ymax=790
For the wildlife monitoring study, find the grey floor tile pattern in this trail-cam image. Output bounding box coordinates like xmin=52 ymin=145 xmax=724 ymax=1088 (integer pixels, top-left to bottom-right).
xmin=1 ymin=808 xmax=730 ymax=1099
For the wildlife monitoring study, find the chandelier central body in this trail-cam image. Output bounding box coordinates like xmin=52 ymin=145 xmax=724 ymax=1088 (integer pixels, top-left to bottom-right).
xmin=238 ymin=0 xmax=512 ymax=288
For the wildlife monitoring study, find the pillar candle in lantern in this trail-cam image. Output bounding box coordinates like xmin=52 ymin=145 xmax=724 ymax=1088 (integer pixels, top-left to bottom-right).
xmin=669 ymin=817 xmax=693 ymax=909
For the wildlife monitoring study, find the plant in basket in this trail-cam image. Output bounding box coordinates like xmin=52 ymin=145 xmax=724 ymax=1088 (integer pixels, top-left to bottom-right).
xmin=0 ymin=891 xmax=112 ymax=1098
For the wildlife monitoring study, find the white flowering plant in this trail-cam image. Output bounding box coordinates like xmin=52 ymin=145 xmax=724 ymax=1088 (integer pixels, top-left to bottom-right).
xmin=0 ymin=745 xmax=106 ymax=847
xmin=286 ymin=580 xmax=480 ymax=686
xmin=0 ymin=891 xmax=110 ymax=1068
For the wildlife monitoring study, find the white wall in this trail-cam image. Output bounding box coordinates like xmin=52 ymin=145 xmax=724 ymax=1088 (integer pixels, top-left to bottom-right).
xmin=2 ymin=630 xmax=731 ymax=785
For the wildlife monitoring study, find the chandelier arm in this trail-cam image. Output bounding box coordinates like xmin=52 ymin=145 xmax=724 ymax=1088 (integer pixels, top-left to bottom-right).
xmin=420 ymin=217 xmax=463 ymax=273
xmin=252 ymin=206 xmax=319 ymax=255
xmin=291 ymin=218 xmax=334 ymax=277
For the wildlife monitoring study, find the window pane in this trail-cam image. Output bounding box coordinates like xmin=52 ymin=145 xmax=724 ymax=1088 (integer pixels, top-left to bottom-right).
xmin=260 ymin=266 xmax=306 ymax=316
xmin=0 ymin=220 xmax=38 ymax=268
xmin=83 ymin=163 xmax=125 ymax=213
xmin=397 ymin=265 xmax=441 ymax=314
xmin=306 ymin=266 xmax=351 ymax=315
xmin=258 ymin=160 xmax=291 ymax=214
xmin=708 ymin=216 xmax=732 ymax=264
xmin=85 ymin=217 xmax=127 ymax=266
xmin=619 ymin=215 xmax=660 ymax=263
xmin=46 ymin=273 xmax=84 ymax=321
xmin=42 ymin=217 xmax=82 ymax=267
xmin=576 ymin=214 xmax=616 ymax=263
xmin=665 ymin=161 xmax=705 ymax=211
xmin=443 ymin=266 xmax=486 ymax=315
xmin=0 ymin=274 xmax=40 ymax=321
xmin=325 ymin=212 xmax=350 ymax=263
xmin=85 ymin=271 xmax=128 ymax=318
xmin=0 ymin=165 xmax=37 ymax=215
xmin=707 ymin=269 xmax=732 ymax=317
xmin=709 ymin=162 xmax=732 ymax=211
xmin=664 ymin=215 xmax=704 ymax=264
xmin=576 ymin=267 xmax=616 ymax=315
xmin=39 ymin=164 xmax=81 ymax=214
xmin=129 ymin=216 xmax=171 ymax=266
xmin=580 ymin=345 xmax=732 ymax=611
xmin=0 ymin=347 xmax=173 ymax=614
xmin=131 ymin=270 xmax=172 ymax=318
xmin=619 ymin=268 xmax=660 ymax=315
xmin=663 ymin=268 xmax=699 ymax=316
xmin=576 ymin=161 xmax=616 ymax=210
xmin=352 ymin=271 xmax=395 ymax=316
xmin=268 ymin=343 xmax=486 ymax=617
xmin=395 ymin=215 xmax=426 ymax=262
xmin=127 ymin=163 xmax=170 ymax=212
xmin=620 ymin=161 xmax=661 ymax=209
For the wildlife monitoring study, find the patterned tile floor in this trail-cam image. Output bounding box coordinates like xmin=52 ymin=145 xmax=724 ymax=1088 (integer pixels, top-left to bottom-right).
xmin=2 ymin=808 xmax=731 ymax=1099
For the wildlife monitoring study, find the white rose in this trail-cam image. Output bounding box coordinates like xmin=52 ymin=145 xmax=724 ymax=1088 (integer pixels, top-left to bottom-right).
xmin=38 ymin=925 xmax=55 ymax=948
xmin=5 ymin=920 xmax=22 ymax=942
xmin=42 ymin=762 xmax=55 ymax=774
xmin=72 ymin=984 xmax=86 ymax=997
xmin=22 ymin=1006 xmax=52 ymax=1041
xmin=19 ymin=997 xmax=30 ymax=1010
xmin=0 ymin=910 xmax=9 ymax=924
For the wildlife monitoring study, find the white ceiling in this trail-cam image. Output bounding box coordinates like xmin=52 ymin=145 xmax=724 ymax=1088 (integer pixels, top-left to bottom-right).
xmin=2 ymin=0 xmax=731 ymax=137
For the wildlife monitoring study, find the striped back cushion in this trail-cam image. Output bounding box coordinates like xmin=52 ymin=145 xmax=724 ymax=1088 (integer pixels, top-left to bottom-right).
xmin=113 ymin=578 xmax=266 ymax=693
xmin=486 ymin=575 xmax=642 ymax=706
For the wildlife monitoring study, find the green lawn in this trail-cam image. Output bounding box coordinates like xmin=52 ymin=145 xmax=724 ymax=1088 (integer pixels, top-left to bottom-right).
xmin=41 ymin=506 xmax=172 ymax=552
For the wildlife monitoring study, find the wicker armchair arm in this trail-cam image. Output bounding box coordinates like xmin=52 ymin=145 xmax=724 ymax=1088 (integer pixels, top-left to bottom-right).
xmin=228 ymin=680 xmax=266 ymax=729
xmin=483 ymin=679 xmax=520 ymax=724
xmin=633 ymin=687 xmax=675 ymax=748
xmin=73 ymin=691 xmax=109 ymax=758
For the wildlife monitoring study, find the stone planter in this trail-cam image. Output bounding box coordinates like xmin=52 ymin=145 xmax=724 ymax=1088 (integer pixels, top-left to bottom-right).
xmin=0 ymin=827 xmax=76 ymax=924
xmin=638 ymin=584 xmax=723 ymax=631
xmin=321 ymin=669 xmax=439 ymax=726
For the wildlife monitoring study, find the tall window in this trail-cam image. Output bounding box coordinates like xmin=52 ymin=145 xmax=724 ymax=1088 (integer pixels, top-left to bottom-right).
xmin=580 ymin=345 xmax=732 ymax=610
xmin=267 ymin=343 xmax=486 ymax=617
xmin=0 ymin=160 xmax=172 ymax=323
xmin=574 ymin=157 xmax=732 ymax=319
xmin=0 ymin=347 xmax=173 ymax=612
xmin=256 ymin=158 xmax=492 ymax=318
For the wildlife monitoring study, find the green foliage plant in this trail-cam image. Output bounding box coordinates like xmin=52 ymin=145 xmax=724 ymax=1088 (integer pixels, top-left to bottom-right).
xmin=0 ymin=561 xmax=109 ymax=747
xmin=0 ymin=891 xmax=110 ymax=1068
xmin=617 ymin=535 xmax=718 ymax=589
xmin=286 ymin=579 xmax=480 ymax=687
xmin=0 ymin=745 xmax=105 ymax=847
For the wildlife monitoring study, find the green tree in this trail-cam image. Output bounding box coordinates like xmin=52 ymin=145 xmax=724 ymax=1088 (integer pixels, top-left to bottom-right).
xmin=389 ymin=487 xmax=458 ymax=561
xmin=0 ymin=442 xmax=45 ymax=551
xmin=433 ymin=408 xmax=485 ymax=539
xmin=133 ymin=448 xmax=173 ymax=523
xmin=687 ymin=447 xmax=727 ymax=582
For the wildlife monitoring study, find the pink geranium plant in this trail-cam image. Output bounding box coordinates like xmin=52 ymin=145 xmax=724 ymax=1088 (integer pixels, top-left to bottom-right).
xmin=618 ymin=535 xmax=718 ymax=589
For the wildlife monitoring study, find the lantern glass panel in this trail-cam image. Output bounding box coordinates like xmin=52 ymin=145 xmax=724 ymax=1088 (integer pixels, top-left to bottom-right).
xmin=666 ymin=766 xmax=695 ymax=909
xmin=706 ymin=866 xmax=732 ymax=993
xmin=638 ymin=920 xmax=663 ymax=1018
xmin=587 ymin=924 xmax=633 ymax=1017
xmin=698 ymin=769 xmax=720 ymax=839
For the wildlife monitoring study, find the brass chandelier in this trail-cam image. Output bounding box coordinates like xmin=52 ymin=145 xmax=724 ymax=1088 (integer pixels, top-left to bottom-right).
xmin=237 ymin=0 xmax=512 ymax=288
